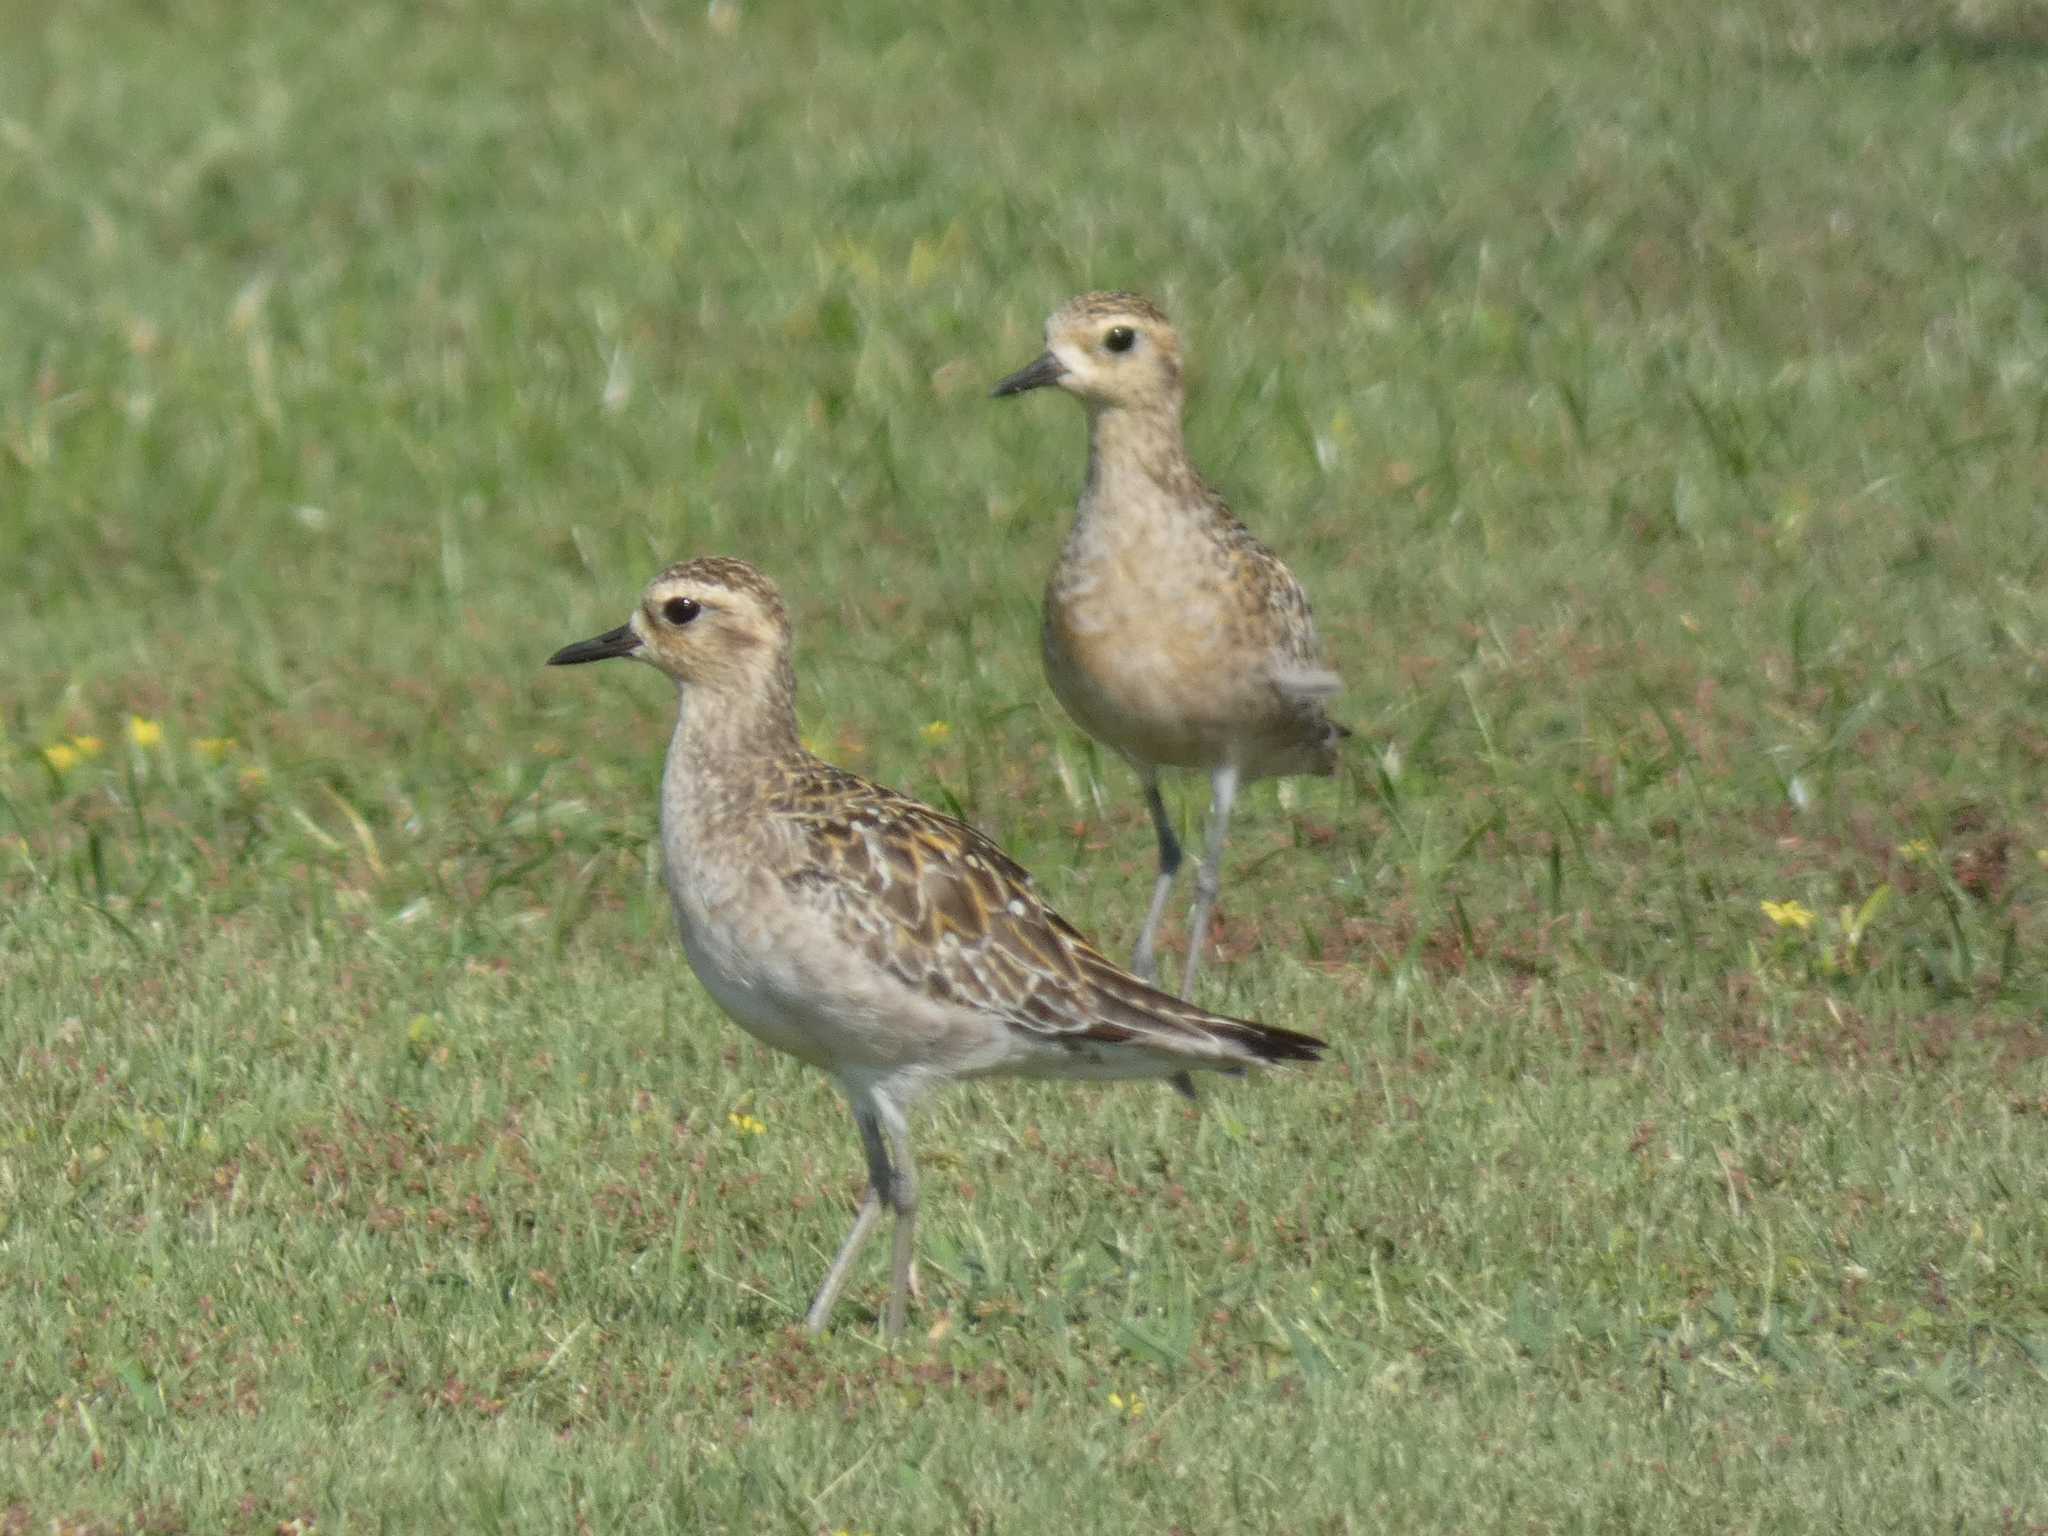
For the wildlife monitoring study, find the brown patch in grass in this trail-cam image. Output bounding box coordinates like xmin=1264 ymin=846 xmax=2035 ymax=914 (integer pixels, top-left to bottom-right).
xmin=711 ymin=1340 xmax=1032 ymax=1421
xmin=1712 ymin=990 xmax=2047 ymax=1075
xmin=1945 ymin=802 xmax=2012 ymax=902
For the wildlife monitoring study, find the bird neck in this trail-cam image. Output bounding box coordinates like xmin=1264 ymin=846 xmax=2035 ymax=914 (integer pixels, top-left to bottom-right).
xmin=659 ymin=660 xmax=803 ymax=829
xmin=1082 ymin=400 xmax=1194 ymax=511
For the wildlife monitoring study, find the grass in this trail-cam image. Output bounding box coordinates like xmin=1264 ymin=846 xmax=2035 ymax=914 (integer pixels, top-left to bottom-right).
xmin=5 ymin=0 xmax=2048 ymax=1527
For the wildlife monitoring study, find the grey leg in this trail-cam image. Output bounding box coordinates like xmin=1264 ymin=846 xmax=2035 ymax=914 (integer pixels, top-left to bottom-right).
xmin=1179 ymin=762 xmax=1241 ymax=998
xmin=879 ymin=1108 xmax=920 ymax=1341
xmin=1129 ymin=767 xmax=1184 ymax=984
xmin=803 ymin=1106 xmax=892 ymax=1334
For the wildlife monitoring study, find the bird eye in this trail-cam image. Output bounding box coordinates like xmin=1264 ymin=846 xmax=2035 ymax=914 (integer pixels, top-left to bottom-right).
xmin=663 ymin=596 xmax=701 ymax=626
xmin=1104 ymin=325 xmax=1136 ymax=353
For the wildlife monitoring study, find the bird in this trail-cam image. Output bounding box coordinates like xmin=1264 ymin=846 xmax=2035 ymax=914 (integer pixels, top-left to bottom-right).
xmin=992 ymin=291 xmax=1349 ymax=998
xmin=547 ymin=556 xmax=1326 ymax=1338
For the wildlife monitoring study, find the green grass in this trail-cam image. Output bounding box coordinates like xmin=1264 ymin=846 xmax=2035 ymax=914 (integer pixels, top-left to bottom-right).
xmin=5 ymin=0 xmax=2048 ymax=1528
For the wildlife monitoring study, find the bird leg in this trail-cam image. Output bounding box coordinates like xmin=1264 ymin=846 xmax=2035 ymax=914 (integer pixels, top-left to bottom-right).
xmin=1179 ymin=762 xmax=1240 ymax=998
xmin=803 ymin=1106 xmax=892 ymax=1334
xmin=881 ymin=1112 xmax=919 ymax=1340
xmin=1129 ymin=768 xmax=1184 ymax=985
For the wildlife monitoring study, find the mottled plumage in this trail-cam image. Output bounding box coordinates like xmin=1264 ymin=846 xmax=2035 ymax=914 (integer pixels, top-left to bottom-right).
xmin=994 ymin=292 xmax=1348 ymax=995
xmin=774 ymin=758 xmax=1312 ymax=1071
xmin=548 ymin=557 xmax=1325 ymax=1338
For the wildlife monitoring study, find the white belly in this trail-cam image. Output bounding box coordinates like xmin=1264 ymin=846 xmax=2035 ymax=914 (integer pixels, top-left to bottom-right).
xmin=669 ymin=883 xmax=840 ymax=1068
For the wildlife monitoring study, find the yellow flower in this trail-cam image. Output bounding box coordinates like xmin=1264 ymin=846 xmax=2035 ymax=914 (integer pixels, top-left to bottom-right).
xmin=127 ymin=716 xmax=164 ymax=749
xmin=1896 ymin=839 xmax=1933 ymax=861
xmin=1760 ymin=899 xmax=1815 ymax=931
xmin=1107 ymin=1391 xmax=1145 ymax=1418
xmin=70 ymin=735 xmax=104 ymax=759
xmin=920 ymin=720 xmax=951 ymax=746
xmin=42 ymin=742 xmax=80 ymax=774
xmin=727 ymin=1111 xmax=766 ymax=1137
xmin=237 ymin=765 xmax=268 ymax=791
xmin=194 ymin=736 xmax=238 ymax=763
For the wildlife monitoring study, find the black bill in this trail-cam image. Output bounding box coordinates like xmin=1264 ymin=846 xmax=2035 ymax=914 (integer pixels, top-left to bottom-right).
xmin=547 ymin=623 xmax=641 ymax=666
xmin=990 ymin=351 xmax=1066 ymax=398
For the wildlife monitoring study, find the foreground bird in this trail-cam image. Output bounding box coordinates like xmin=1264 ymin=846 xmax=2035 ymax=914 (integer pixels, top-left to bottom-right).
xmin=548 ymin=557 xmax=1326 ymax=1338
xmin=993 ymin=292 xmax=1349 ymax=997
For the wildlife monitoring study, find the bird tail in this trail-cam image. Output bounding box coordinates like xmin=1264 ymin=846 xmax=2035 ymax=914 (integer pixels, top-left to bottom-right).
xmin=1059 ymin=944 xmax=1329 ymax=1089
xmin=1169 ymin=1014 xmax=1325 ymax=1099
xmin=1206 ymin=1015 xmax=1327 ymax=1064
xmin=1090 ymin=959 xmax=1328 ymax=1069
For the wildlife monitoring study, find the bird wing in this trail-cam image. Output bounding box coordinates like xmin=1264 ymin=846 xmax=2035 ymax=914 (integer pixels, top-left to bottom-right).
xmin=1201 ymin=481 xmax=1345 ymax=706
xmin=773 ymin=760 xmax=1320 ymax=1066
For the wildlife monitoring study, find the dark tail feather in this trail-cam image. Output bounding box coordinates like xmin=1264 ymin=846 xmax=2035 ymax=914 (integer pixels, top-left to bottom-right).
xmin=1221 ymin=1018 xmax=1327 ymax=1064
xmin=1072 ymin=947 xmax=1326 ymax=1078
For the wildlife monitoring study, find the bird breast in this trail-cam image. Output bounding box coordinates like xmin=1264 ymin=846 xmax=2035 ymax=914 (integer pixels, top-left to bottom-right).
xmin=658 ymin=807 xmax=1015 ymax=1079
xmin=1042 ymin=526 xmax=1288 ymax=770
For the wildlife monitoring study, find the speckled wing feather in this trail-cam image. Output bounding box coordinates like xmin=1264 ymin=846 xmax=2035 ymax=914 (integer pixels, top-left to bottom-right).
xmin=771 ymin=759 xmax=1323 ymax=1066
xmin=1198 ymin=478 xmax=1351 ymax=757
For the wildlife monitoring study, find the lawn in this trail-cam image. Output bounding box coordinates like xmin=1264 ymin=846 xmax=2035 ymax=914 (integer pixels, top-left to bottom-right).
xmin=4 ymin=0 xmax=2047 ymax=1528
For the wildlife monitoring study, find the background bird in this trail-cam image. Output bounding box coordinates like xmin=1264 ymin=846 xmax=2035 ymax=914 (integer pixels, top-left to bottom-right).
xmin=994 ymin=292 xmax=1350 ymax=998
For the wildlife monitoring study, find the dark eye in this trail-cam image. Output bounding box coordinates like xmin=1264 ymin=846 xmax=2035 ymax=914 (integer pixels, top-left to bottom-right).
xmin=662 ymin=596 xmax=701 ymax=626
xmin=1104 ymin=325 xmax=1136 ymax=353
